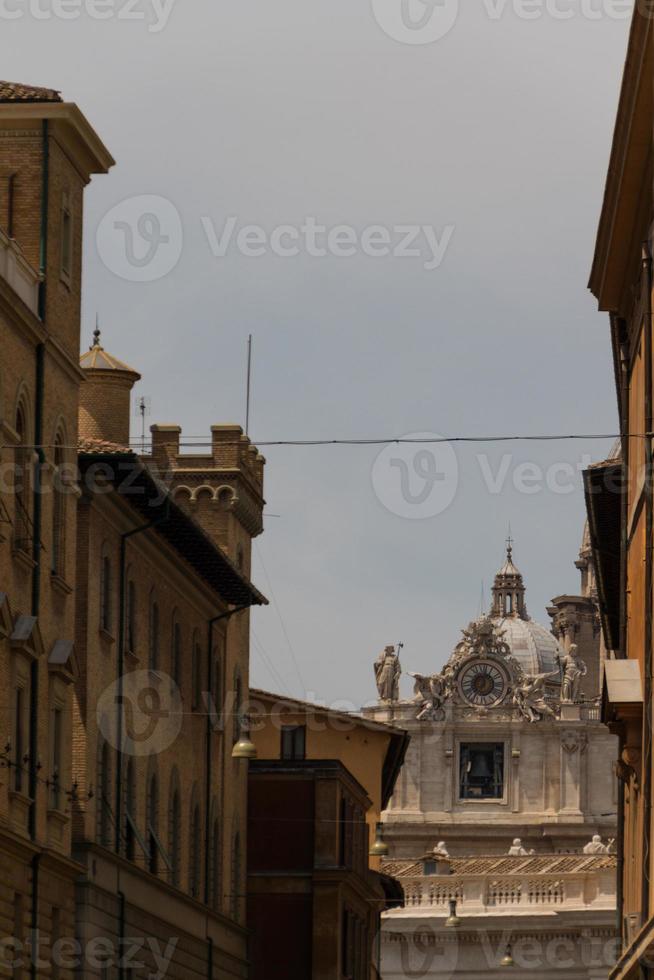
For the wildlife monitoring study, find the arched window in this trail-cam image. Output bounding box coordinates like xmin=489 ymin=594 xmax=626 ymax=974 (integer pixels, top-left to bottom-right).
xmin=169 ymin=779 xmax=182 ymax=888
xmin=147 ymin=771 xmax=159 ymax=875
xmin=149 ymin=594 xmax=159 ymax=671
xmin=124 ymin=758 xmax=137 ymax=861
xmin=191 ymin=631 xmax=202 ymax=710
xmin=100 ymin=548 xmax=112 ymax=633
xmin=126 ymin=578 xmax=136 ymax=654
xmin=97 ymin=739 xmax=112 ymax=847
xmin=210 ymin=812 xmax=221 ymax=911
xmin=51 ymin=432 xmax=65 ymax=577
xmin=231 ymin=832 xmax=241 ymax=922
xmin=171 ymin=614 xmax=182 ymax=688
xmin=189 ymin=799 xmax=201 ymax=899
xmin=14 ymin=401 xmax=31 ymax=552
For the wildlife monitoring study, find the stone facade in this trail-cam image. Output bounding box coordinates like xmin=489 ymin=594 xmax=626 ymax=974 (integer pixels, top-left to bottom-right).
xmin=364 ymin=542 xmax=619 ymax=977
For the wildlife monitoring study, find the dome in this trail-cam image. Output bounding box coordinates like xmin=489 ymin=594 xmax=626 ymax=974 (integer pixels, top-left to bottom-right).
xmin=491 ymin=615 xmax=562 ymax=676
xmin=487 ymin=537 xmax=563 ymax=677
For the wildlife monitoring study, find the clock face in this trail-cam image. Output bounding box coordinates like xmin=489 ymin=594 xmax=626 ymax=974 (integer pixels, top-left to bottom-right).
xmin=458 ymin=660 xmax=508 ymax=707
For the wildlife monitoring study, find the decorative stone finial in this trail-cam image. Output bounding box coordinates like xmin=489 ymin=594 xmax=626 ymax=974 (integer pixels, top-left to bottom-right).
xmin=91 ymin=316 xmax=102 ymax=350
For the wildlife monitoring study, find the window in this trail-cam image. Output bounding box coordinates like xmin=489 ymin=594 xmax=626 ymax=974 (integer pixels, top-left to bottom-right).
xmin=13 ymin=891 xmax=23 ymax=980
xmin=231 ymin=832 xmax=241 ymax=922
xmin=211 ymin=649 xmax=222 ymax=729
xmin=169 ymin=786 xmax=181 ymax=887
xmin=171 ymin=616 xmax=182 ymax=688
xmin=14 ymin=402 xmax=31 ymax=553
xmin=147 ymin=773 xmax=159 ymax=874
xmin=148 ymin=596 xmax=159 ymax=671
xmin=459 ymin=743 xmax=505 ymax=800
xmin=98 ymin=740 xmax=112 ymax=846
xmin=51 ymin=435 xmax=65 ymax=577
xmin=100 ymin=550 xmax=112 ymax=633
xmin=49 ymin=706 xmax=63 ymax=810
xmin=60 ymin=194 xmax=72 ymax=282
xmin=124 ymin=759 xmax=136 ymax=861
xmin=210 ymin=815 xmax=220 ymax=910
xmin=189 ymin=802 xmax=201 ymax=898
xmin=126 ymin=579 xmax=136 ymax=654
xmin=191 ymin=633 xmax=202 ymax=710
xmin=281 ymin=725 xmax=306 ymax=761
xmin=13 ymin=686 xmax=26 ymax=793
xmin=232 ymin=671 xmax=242 ymax=743
xmin=342 ymin=908 xmax=368 ymax=980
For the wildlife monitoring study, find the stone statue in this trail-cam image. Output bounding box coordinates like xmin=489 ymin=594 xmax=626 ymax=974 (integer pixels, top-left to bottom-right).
xmin=512 ymin=670 xmax=558 ymax=723
xmin=374 ymin=645 xmax=401 ymax=701
xmin=410 ymin=671 xmax=447 ymax=720
xmin=508 ymin=838 xmax=533 ymax=856
xmin=558 ymin=644 xmax=587 ymax=703
xmin=583 ymin=834 xmax=614 ymax=855
xmin=433 ymin=841 xmax=449 ymax=858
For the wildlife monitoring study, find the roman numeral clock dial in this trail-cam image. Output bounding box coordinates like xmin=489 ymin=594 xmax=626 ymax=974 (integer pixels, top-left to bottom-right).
xmin=458 ymin=660 xmax=508 ymax=707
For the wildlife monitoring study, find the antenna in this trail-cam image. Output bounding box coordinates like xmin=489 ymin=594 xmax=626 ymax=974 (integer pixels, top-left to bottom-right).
xmin=134 ymin=396 xmax=151 ymax=453
xmin=245 ymin=334 xmax=253 ymax=436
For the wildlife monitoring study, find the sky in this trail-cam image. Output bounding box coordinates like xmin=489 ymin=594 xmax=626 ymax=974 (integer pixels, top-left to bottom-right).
xmin=5 ymin=0 xmax=632 ymax=706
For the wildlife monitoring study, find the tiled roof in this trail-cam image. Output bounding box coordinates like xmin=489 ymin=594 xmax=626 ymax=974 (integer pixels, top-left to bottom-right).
xmin=383 ymin=853 xmax=617 ymax=878
xmin=0 ymin=80 xmax=62 ymax=103
xmin=78 ymin=436 xmax=133 ymax=455
xmin=80 ymin=345 xmax=140 ymax=376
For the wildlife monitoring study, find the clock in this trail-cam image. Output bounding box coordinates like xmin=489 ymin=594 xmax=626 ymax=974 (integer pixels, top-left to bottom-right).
xmin=458 ymin=660 xmax=509 ymax=707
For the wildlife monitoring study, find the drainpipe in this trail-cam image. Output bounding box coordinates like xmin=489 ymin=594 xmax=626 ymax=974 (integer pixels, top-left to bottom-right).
xmin=204 ymin=605 xmax=250 ymax=909
xmin=114 ymin=498 xmax=170 ymax=855
xmin=643 ymin=242 xmax=653 ymax=926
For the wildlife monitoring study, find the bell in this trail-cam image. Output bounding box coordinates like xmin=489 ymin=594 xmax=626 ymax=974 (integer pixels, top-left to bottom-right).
xmin=444 ymin=899 xmax=460 ymax=929
xmin=232 ymin=725 xmax=257 ymax=760
xmin=500 ymin=945 xmax=515 ymax=968
xmin=469 ymin=753 xmax=492 ymax=779
xmin=369 ymin=822 xmax=389 ymax=857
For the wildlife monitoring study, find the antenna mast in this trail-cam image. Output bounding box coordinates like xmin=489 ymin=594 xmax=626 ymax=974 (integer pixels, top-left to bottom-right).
xmin=245 ymin=334 xmax=253 ymax=436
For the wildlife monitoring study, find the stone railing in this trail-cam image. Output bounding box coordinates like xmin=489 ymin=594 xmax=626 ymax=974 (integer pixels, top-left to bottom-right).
xmin=0 ymin=226 xmax=41 ymax=315
xmin=395 ymin=870 xmax=614 ymax=915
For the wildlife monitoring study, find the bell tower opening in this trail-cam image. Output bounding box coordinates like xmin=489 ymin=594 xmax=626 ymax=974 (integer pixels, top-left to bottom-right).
xmin=460 ymin=743 xmax=505 ymax=800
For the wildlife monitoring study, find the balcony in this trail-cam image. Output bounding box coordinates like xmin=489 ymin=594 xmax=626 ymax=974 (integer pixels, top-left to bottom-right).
xmin=387 ymin=854 xmax=617 ymax=917
xmin=0 ymin=226 xmax=40 ymax=315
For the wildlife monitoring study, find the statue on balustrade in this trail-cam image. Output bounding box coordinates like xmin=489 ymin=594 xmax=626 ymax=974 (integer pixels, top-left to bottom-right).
xmin=374 ymin=645 xmax=402 ymax=702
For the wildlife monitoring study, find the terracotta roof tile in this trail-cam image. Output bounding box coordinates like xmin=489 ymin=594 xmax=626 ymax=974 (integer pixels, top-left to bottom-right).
xmin=0 ymin=80 xmax=62 ymax=103
xmin=78 ymin=436 xmax=133 ymax=455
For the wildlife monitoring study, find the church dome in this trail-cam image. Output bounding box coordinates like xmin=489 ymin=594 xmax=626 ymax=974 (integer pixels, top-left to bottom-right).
xmin=488 ymin=538 xmax=563 ymax=677
xmin=490 ymin=616 xmax=561 ymax=676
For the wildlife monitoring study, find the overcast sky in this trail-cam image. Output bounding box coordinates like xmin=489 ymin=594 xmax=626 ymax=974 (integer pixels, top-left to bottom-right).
xmin=6 ymin=0 xmax=632 ymax=706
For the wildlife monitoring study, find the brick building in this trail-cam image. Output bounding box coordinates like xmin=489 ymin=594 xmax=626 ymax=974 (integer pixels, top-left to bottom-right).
xmin=246 ymin=690 xmax=408 ymax=980
xmin=0 ymin=81 xmax=113 ymax=979
xmin=585 ymin=2 xmax=654 ymax=976
xmin=0 ymin=80 xmax=269 ymax=979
